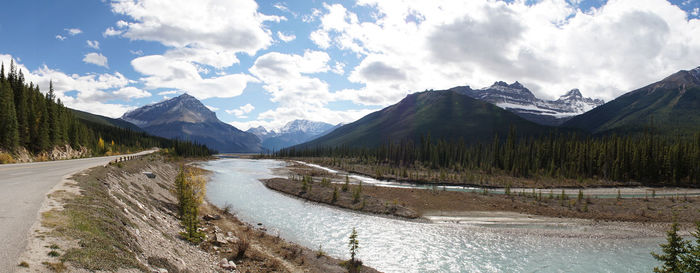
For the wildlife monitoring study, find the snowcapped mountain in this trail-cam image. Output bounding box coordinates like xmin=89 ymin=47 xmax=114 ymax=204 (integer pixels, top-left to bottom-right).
xmin=453 ymin=82 xmax=604 ymax=126
xmin=247 ymin=120 xmax=335 ymax=151
xmin=246 ymin=126 xmax=269 ymax=137
xmin=121 ymin=93 xmax=261 ymax=153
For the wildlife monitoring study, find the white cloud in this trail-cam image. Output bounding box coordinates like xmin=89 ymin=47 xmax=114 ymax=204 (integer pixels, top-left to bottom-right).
xmin=250 ymin=50 xmax=332 ymax=107
xmin=226 ymin=103 xmax=255 ymax=118
xmin=0 ymin=54 xmax=136 ymax=118
xmin=244 ymin=50 xmax=378 ymax=130
xmin=230 ymin=107 xmax=375 ymax=132
xmin=277 ymin=31 xmax=296 ymax=42
xmin=157 ymin=90 xmax=178 ymax=96
xmin=103 ymin=27 xmax=122 ymax=37
xmin=309 ymin=29 xmax=331 ymax=49
xmin=55 ymin=35 xmax=66 ymax=41
xmin=86 ymin=40 xmax=100 ymax=49
xmin=113 ymin=86 xmax=151 ymax=100
xmin=129 ymin=50 xmax=144 ymax=55
xmin=274 ymin=2 xmax=297 ymax=17
xmin=82 ymin=53 xmax=109 ymax=68
xmin=331 ymin=61 xmax=345 ymax=75
xmin=131 ymin=54 xmax=257 ymax=99
xmin=110 ymin=0 xmax=279 ymax=68
xmin=65 ymin=28 xmax=82 ymax=36
xmin=205 ymin=105 xmax=219 ymax=111
xmin=307 ymin=0 xmax=700 ymax=105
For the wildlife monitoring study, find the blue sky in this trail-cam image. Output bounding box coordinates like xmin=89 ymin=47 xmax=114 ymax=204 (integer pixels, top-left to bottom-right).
xmin=1 ymin=0 xmax=699 ymax=131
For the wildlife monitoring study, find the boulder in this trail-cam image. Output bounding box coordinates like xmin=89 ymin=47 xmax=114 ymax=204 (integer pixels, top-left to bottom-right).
xmin=203 ymin=214 xmax=221 ymax=221
xmin=219 ymin=258 xmax=237 ymax=271
xmin=214 ymin=232 xmax=227 ymax=246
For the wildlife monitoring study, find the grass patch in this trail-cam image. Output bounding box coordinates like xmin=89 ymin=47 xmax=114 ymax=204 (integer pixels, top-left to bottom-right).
xmin=42 ymin=261 xmax=67 ymax=272
xmin=48 ymin=250 xmax=61 ymax=257
xmin=46 ymin=167 xmax=146 ymax=271
xmin=147 ymin=256 xmax=187 ymax=273
xmin=18 ymin=261 xmax=29 ymax=267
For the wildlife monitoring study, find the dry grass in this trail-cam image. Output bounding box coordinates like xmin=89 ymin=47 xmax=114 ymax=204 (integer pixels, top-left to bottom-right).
xmin=0 ymin=152 xmax=15 ymax=164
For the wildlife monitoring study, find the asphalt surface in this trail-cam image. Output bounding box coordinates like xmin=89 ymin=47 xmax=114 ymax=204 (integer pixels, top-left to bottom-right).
xmin=0 ymin=151 xmax=153 ymax=272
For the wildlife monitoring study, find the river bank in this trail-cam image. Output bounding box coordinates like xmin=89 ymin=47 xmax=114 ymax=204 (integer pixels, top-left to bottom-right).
xmin=263 ymin=177 xmax=420 ymax=219
xmin=289 ymin=156 xmax=640 ymax=188
xmin=16 ymin=153 xmax=377 ymax=272
xmin=277 ymin=159 xmax=700 ymax=227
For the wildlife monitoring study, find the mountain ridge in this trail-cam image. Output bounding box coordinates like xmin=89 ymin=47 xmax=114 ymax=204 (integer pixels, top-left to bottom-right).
xmin=297 ymin=89 xmax=554 ymax=149
xmin=121 ymin=93 xmax=261 ymax=153
xmin=563 ymin=66 xmax=700 ymax=136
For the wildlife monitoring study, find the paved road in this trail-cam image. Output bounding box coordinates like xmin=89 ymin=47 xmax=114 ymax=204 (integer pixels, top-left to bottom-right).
xmin=0 ymin=151 xmax=153 ymax=272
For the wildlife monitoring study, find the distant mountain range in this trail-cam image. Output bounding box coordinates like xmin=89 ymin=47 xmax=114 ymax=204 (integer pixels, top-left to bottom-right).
xmin=121 ymin=94 xmax=261 ymax=153
xmin=247 ymin=120 xmax=339 ymax=151
xmin=455 ymin=81 xmax=604 ymax=126
xmin=296 ymin=66 xmax=700 ymax=149
xmin=99 ymin=66 xmax=700 ymax=153
xmin=299 ymin=89 xmax=552 ymax=148
xmin=564 ymin=66 xmax=700 ymax=136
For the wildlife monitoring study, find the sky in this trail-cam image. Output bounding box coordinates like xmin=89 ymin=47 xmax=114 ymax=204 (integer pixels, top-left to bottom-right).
xmin=0 ymin=0 xmax=699 ymax=132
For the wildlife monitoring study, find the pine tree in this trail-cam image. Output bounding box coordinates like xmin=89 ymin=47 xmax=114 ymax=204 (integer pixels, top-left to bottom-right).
xmin=682 ymin=222 xmax=700 ymax=273
xmin=348 ymin=227 xmax=359 ymax=264
xmin=0 ymin=81 xmax=19 ymax=149
xmin=652 ymin=221 xmax=687 ymax=273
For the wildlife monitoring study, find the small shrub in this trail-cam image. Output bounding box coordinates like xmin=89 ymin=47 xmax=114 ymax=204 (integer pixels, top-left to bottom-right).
xmin=342 ymin=175 xmax=350 ymax=192
xmin=316 ymin=244 xmax=326 ymax=258
xmin=234 ymin=236 xmax=250 ymax=259
xmin=332 ymin=187 xmax=338 ymax=203
xmin=223 ymin=203 xmax=232 ymax=215
xmin=48 ymin=250 xmax=60 ymax=257
xmin=41 ymin=261 xmax=67 ymax=273
xmin=18 ymin=261 xmax=29 ymax=267
xmin=0 ymin=153 xmax=15 ymax=164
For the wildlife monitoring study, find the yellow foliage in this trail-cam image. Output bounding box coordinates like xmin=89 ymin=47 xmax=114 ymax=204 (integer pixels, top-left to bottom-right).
xmin=0 ymin=153 xmax=15 ymax=164
xmin=97 ymin=137 xmax=105 ymax=152
xmin=185 ymin=167 xmax=207 ymax=206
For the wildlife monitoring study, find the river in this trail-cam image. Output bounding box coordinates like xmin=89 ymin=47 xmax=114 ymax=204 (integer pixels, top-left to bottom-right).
xmin=203 ymin=158 xmax=663 ymax=273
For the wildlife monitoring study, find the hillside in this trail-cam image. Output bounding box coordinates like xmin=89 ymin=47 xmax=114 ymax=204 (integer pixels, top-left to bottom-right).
xmin=70 ymin=109 xmax=142 ymax=132
xmin=299 ymin=90 xmax=552 ymax=148
xmin=563 ymin=67 xmax=700 ymax=136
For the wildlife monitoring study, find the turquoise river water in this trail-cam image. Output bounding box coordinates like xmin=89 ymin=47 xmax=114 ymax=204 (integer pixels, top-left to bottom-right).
xmin=203 ymin=158 xmax=663 ymax=273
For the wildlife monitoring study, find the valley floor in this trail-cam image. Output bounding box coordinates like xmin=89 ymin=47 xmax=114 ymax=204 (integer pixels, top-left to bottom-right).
xmin=16 ymin=154 xmax=376 ymax=273
xmin=272 ymin=159 xmax=700 ymax=228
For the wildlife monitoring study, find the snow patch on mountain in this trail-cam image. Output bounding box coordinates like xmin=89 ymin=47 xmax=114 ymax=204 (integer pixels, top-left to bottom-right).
xmin=455 ymin=82 xmax=604 ymax=126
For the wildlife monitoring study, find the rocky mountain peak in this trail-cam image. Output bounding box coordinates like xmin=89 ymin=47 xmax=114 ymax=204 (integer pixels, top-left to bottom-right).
xmin=280 ymin=119 xmax=333 ymax=135
xmin=492 ymin=81 xmax=509 ymax=87
xmin=661 ymin=66 xmax=700 ymax=86
xmin=510 ymin=81 xmax=525 ymax=89
xmin=690 ymin=66 xmax=700 ymax=83
xmin=121 ymin=93 xmax=217 ymax=127
xmin=120 ymin=93 xmax=261 ymax=152
xmin=558 ymin=89 xmax=583 ymax=101
xmin=246 ymin=126 xmax=268 ymax=136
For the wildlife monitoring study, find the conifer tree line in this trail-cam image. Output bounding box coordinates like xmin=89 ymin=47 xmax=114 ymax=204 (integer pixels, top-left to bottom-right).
xmin=278 ymin=126 xmax=700 ymax=187
xmin=0 ymin=61 xmax=213 ymax=158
